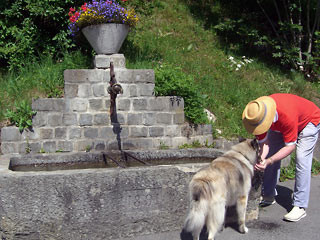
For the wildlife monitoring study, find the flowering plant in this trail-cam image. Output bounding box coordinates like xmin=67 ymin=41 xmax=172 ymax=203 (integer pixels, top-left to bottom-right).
xmin=68 ymin=0 xmax=139 ymax=36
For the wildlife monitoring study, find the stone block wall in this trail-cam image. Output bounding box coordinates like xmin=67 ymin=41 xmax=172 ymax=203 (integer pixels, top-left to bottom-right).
xmin=1 ymin=54 xmax=213 ymax=154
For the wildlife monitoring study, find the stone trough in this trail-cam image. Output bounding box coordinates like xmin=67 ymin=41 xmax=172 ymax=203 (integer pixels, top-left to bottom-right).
xmin=0 ymin=148 xmax=261 ymax=240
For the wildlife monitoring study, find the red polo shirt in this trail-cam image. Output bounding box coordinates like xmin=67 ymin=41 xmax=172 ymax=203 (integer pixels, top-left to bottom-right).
xmin=256 ymin=93 xmax=320 ymax=144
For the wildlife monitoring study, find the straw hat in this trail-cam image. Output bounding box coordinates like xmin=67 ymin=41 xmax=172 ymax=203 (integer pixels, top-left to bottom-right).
xmin=242 ymin=96 xmax=276 ymax=135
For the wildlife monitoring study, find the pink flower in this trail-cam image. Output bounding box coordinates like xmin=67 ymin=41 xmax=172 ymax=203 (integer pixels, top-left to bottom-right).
xmin=69 ymin=16 xmax=76 ymax=23
xmin=81 ymin=3 xmax=88 ymax=11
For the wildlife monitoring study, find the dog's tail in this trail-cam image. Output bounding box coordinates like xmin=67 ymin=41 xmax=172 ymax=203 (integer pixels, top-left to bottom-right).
xmin=184 ymin=179 xmax=213 ymax=234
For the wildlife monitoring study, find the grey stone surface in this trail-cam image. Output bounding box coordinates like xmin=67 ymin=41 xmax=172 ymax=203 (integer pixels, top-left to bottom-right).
xmin=143 ymin=113 xmax=157 ymax=126
xmin=42 ymin=141 xmax=56 ymax=153
xmin=32 ymin=98 xmax=66 ymax=111
xmin=79 ymin=114 xmax=93 ymax=126
xmin=1 ymin=127 xmax=21 ymax=141
xmin=130 ymin=126 xmax=148 ymax=138
xmin=132 ymin=98 xmax=148 ymax=111
xmin=84 ymin=127 xmax=99 ymax=139
xmin=149 ymin=126 xmax=164 ymax=137
xmin=55 ymin=127 xmax=67 ymax=139
xmin=117 ymin=99 xmax=131 ymax=111
xmin=0 ymin=149 xmax=260 ymax=240
xmin=21 ymin=128 xmax=40 ymax=141
xmin=32 ymin=111 xmax=48 ymax=127
xmin=66 ymin=98 xmax=88 ymax=112
xmin=48 ymin=113 xmax=63 ymax=127
xmin=156 ymin=113 xmax=172 ymax=124
xmin=93 ymin=54 xmax=126 ymax=69
xmin=93 ymin=113 xmax=109 ymax=125
xmin=127 ymin=113 xmax=143 ymax=125
xmin=68 ymin=127 xmax=81 ymax=139
xmin=64 ymin=83 xmax=78 ymax=98
xmin=62 ymin=113 xmax=78 ymax=126
xmin=116 ymin=69 xmax=155 ymax=84
xmin=40 ymin=128 xmax=53 ymax=139
xmin=78 ymin=84 xmax=92 ymax=98
xmin=57 ymin=140 xmax=73 ymax=152
xmin=116 ymin=175 xmax=320 ymax=240
xmin=139 ymin=84 xmax=155 ymax=96
xmin=92 ymin=84 xmax=107 ymax=97
xmin=1 ymin=142 xmax=18 ymax=154
xmin=174 ymin=112 xmax=185 ymax=124
xmin=64 ymin=69 xmax=108 ymax=83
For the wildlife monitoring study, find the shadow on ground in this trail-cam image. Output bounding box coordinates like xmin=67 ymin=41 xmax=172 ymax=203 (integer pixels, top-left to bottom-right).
xmin=179 ymin=184 xmax=293 ymax=240
xmin=275 ymin=185 xmax=293 ymax=212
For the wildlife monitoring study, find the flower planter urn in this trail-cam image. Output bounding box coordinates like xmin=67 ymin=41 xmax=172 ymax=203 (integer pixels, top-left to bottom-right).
xmin=82 ymin=23 xmax=129 ymax=55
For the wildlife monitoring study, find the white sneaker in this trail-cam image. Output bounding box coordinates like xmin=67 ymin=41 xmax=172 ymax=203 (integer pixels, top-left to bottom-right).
xmin=283 ymin=206 xmax=307 ymax=222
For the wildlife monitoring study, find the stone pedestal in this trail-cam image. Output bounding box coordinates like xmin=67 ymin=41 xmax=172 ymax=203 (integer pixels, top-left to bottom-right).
xmin=1 ymin=55 xmax=213 ymax=154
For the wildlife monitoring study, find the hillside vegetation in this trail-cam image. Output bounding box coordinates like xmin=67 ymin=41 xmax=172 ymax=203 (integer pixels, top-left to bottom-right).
xmin=1 ymin=0 xmax=320 ymax=139
xmin=123 ymin=0 xmax=320 ymax=138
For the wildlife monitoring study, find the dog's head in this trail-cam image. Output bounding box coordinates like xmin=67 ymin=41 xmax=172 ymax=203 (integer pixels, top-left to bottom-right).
xmin=232 ymin=138 xmax=260 ymax=165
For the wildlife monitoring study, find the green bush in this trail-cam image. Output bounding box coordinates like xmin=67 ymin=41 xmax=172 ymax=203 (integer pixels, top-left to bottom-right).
xmin=0 ymin=0 xmax=89 ymax=70
xmin=5 ymin=100 xmax=36 ymax=131
xmin=0 ymin=0 xmax=158 ymax=70
xmin=154 ymin=64 xmax=209 ymax=124
xmin=0 ymin=50 xmax=92 ymax=123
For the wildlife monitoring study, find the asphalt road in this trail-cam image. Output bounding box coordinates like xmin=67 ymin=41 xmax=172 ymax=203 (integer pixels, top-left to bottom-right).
xmin=118 ymin=175 xmax=320 ymax=240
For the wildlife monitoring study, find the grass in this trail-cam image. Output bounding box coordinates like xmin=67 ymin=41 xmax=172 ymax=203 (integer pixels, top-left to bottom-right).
xmin=122 ymin=0 xmax=320 ymax=138
xmin=0 ymin=51 xmax=91 ymax=127
xmin=280 ymin=156 xmax=320 ymax=182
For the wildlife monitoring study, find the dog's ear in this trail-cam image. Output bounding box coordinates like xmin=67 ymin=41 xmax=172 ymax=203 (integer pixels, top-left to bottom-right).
xmin=250 ymin=138 xmax=259 ymax=151
xmin=238 ymin=136 xmax=246 ymax=143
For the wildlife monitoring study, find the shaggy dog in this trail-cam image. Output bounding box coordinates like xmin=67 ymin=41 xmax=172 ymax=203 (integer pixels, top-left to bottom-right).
xmin=183 ymin=139 xmax=259 ymax=240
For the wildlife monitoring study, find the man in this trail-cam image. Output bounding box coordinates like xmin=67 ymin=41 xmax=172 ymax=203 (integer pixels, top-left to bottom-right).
xmin=242 ymin=93 xmax=320 ymax=222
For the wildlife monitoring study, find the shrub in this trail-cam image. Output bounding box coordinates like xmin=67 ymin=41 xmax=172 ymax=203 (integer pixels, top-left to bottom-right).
xmin=154 ymin=64 xmax=209 ymax=124
xmin=5 ymin=100 xmax=36 ymax=131
xmin=0 ymin=0 xmax=85 ymax=70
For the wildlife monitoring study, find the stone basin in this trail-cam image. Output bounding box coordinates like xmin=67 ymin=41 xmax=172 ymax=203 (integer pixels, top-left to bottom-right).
xmin=9 ymin=149 xmax=225 ymax=172
xmin=0 ymin=148 xmax=260 ymax=240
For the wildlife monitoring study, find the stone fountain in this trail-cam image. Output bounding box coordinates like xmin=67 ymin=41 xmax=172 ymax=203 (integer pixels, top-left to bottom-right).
xmin=0 ymin=54 xmax=260 ymax=240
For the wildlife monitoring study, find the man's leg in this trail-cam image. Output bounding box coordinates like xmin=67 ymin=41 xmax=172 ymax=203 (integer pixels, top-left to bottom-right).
xmin=262 ymin=131 xmax=284 ymax=198
xmin=294 ymin=123 xmax=320 ymax=208
xmin=283 ymin=123 xmax=320 ymax=222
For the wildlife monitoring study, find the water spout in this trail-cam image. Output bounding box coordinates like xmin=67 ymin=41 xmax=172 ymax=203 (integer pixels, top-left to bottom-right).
xmin=107 ymin=61 xmax=123 ymax=116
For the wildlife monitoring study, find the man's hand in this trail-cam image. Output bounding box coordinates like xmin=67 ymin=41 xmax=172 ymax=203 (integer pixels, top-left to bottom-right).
xmin=254 ymin=158 xmax=272 ymax=172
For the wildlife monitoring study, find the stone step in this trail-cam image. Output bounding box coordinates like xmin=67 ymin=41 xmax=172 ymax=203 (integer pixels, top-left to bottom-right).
xmin=64 ymin=69 xmax=154 ymax=84
xmin=64 ymin=82 xmax=155 ymax=98
xmin=32 ymin=96 xmax=184 ymax=114
xmin=1 ymin=124 xmax=213 ymax=154
xmin=93 ymin=54 xmax=127 ymax=69
xmin=64 ymin=68 xmax=155 ymax=98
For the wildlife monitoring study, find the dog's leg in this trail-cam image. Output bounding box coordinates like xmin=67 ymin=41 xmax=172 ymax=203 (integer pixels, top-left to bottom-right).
xmin=207 ymin=201 xmax=225 ymax=240
xmin=192 ymin=229 xmax=201 ymax=240
xmin=193 ymin=235 xmax=200 ymax=240
xmin=236 ymin=195 xmax=249 ymax=234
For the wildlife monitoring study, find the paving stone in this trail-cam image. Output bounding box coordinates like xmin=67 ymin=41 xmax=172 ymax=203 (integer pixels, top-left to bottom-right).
xmin=79 ymin=114 xmax=93 ymax=126
xmin=1 ymin=127 xmax=22 ymax=141
xmin=84 ymin=127 xmax=99 ymax=139
xmin=55 ymin=128 xmax=67 ymax=139
xmin=93 ymin=113 xmax=109 ymax=125
xmin=149 ymin=127 xmax=164 ymax=137
xmin=48 ymin=113 xmax=63 ymax=127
